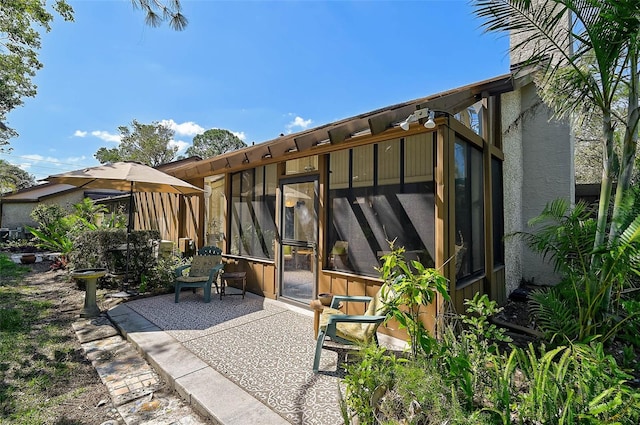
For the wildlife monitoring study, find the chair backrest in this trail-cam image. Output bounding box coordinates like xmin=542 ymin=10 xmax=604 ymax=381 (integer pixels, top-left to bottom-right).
xmin=360 ymin=282 xmax=396 ymax=338
xmin=189 ymin=254 xmax=222 ymax=277
xmin=198 ymin=246 xmax=223 ymax=256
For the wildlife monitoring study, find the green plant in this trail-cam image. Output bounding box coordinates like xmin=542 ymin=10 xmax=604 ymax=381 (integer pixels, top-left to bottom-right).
xmin=342 ymin=344 xmax=403 ymax=425
xmin=0 ymin=253 xmax=28 ymax=286
xmin=521 ymin=198 xmax=640 ymax=344
xmin=435 ymin=294 xmax=513 ymax=412
xmin=377 ymin=242 xmax=450 ymax=360
xmin=25 ymin=217 xmax=75 ymax=265
xmin=514 ymin=342 xmax=640 ymax=424
xmin=143 ymin=254 xmax=182 ymax=294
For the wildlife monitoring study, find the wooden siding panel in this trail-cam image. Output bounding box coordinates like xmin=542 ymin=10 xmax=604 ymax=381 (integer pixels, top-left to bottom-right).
xmin=491 ymin=267 xmax=506 ymax=306
xmin=263 ymin=263 xmax=276 ymax=298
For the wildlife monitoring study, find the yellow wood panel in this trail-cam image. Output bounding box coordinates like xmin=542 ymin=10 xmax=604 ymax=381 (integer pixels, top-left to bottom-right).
xmin=317 ymin=271 xmax=332 ymax=295
xmin=247 ymin=262 xmax=262 ymax=293
xmin=263 ymin=263 xmax=276 ymax=297
xmin=405 ymin=133 xmax=434 ymax=183
xmin=347 ymin=279 xmax=367 ymax=315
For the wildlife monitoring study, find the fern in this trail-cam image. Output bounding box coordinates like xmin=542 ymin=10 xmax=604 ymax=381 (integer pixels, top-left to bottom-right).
xmin=530 ymin=287 xmax=580 ymax=343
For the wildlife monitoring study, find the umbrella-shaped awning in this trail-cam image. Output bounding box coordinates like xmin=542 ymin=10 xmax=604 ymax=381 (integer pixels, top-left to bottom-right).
xmin=45 ymin=161 xmax=203 ymax=195
xmin=44 ymin=161 xmax=203 ymax=292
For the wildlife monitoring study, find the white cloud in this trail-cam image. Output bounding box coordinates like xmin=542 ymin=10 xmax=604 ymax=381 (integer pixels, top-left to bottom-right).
xmin=90 ymin=130 xmax=121 ymax=143
xmin=286 ymin=116 xmax=313 ymax=133
xmin=232 ymin=131 xmax=247 ymax=141
xmin=74 ymin=130 xmax=87 ymax=137
xmin=160 ymin=119 xmax=205 ymax=137
xmin=169 ymin=139 xmax=190 ymax=154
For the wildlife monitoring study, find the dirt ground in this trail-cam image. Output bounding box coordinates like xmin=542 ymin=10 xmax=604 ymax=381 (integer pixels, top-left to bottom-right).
xmin=4 ymin=258 xmax=122 ymax=424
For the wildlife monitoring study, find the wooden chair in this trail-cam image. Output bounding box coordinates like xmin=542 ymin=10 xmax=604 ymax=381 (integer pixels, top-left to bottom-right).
xmin=174 ymin=246 xmax=224 ymax=303
xmin=312 ymin=284 xmax=392 ymax=373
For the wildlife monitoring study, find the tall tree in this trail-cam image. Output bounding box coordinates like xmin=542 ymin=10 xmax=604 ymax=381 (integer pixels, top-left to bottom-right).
xmin=186 ymin=129 xmax=247 ymax=159
xmin=0 ymin=1 xmax=74 ymax=150
xmin=472 ymin=0 xmax=640 ymax=308
xmin=0 ymin=159 xmax=36 ymax=194
xmin=94 ymin=120 xmax=178 ymax=167
xmin=1 ymin=1 xmax=185 ymax=151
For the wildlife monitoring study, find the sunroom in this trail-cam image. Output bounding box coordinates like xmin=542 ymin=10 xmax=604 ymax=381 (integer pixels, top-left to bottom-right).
xmin=168 ymin=74 xmax=515 ymax=336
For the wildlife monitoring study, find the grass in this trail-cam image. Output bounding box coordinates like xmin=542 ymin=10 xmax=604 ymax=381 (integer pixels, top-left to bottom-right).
xmin=0 ymin=254 xmax=89 ymax=424
xmin=0 ymin=254 xmax=28 ymax=286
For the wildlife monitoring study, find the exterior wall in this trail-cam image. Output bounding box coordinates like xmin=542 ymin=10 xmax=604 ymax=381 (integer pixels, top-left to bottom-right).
xmin=502 ymin=83 xmax=574 ymax=294
xmin=1 ymin=190 xmax=86 ymax=230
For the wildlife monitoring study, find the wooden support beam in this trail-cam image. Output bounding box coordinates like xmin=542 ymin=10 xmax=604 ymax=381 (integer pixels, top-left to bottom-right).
xmin=327 ymin=118 xmax=370 ymax=143
xmin=368 ymin=104 xmax=416 ymax=135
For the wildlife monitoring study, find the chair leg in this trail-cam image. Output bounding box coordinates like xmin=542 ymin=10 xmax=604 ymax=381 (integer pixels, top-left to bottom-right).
xmin=204 ymin=284 xmax=211 ymax=303
xmin=175 ymin=284 xmax=181 ymax=303
xmin=313 ymin=329 xmax=326 ymax=373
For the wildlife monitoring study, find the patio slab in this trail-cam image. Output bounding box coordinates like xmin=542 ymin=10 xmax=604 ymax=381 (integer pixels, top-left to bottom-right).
xmin=109 ymin=291 xmax=345 ymax=425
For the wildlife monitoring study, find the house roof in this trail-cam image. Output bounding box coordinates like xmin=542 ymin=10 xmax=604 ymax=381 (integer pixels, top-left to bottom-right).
xmin=0 ymin=182 xmax=124 ymax=203
xmin=171 ymin=73 xmax=515 ymax=181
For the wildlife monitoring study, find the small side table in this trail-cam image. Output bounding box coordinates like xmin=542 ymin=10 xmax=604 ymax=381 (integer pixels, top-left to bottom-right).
xmin=220 ymin=272 xmax=247 ymax=300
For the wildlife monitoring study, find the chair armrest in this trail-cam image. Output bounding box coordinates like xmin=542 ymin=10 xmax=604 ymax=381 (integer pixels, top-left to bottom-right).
xmin=174 ymin=264 xmax=190 ymax=277
xmin=330 ymin=295 xmax=372 ymax=308
xmin=326 ymin=314 xmax=386 ymax=326
xmin=208 ymin=264 xmax=224 ymax=281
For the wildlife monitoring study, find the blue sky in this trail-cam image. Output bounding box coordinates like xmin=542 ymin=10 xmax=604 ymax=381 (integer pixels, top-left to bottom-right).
xmin=4 ymin=0 xmax=510 ymax=181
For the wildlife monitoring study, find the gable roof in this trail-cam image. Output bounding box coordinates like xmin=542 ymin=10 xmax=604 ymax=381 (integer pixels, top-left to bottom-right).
xmin=1 ymin=182 xmax=124 ymax=203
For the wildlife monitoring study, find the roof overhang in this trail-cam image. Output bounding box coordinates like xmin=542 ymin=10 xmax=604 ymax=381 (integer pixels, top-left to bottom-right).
xmin=171 ymin=73 xmax=515 ymax=180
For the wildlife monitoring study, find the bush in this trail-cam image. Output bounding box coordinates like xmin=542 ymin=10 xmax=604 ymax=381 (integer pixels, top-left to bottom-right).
xmin=344 ymin=293 xmax=640 ymax=424
xmin=70 ymin=229 xmax=161 ymax=289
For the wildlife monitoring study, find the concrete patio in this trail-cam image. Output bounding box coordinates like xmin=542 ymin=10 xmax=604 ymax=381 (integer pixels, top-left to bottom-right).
xmin=106 ymin=289 xmax=348 ymax=425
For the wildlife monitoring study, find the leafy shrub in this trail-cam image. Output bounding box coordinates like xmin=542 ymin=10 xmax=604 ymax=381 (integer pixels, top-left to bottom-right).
xmin=520 ymin=197 xmax=640 ymax=344
xmin=377 ymin=242 xmax=450 ymax=360
xmin=345 ymin=292 xmax=640 ymax=424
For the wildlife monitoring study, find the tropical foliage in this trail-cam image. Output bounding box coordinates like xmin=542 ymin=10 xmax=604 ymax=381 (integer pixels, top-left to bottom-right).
xmin=344 ymin=291 xmax=640 ymax=424
xmin=517 ymin=195 xmax=640 ymax=347
xmin=472 ymin=0 xmax=640 ymax=314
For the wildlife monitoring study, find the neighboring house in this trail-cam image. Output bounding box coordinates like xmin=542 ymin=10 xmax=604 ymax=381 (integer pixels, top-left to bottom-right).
xmin=153 ymin=70 xmax=573 ymax=340
xmin=0 ymin=183 xmax=124 ymax=236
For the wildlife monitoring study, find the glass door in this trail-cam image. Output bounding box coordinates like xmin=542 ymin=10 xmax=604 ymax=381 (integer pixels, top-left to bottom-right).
xmin=280 ymin=177 xmax=317 ymax=303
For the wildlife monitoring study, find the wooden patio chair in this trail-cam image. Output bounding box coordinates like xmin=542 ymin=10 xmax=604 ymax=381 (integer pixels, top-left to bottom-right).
xmin=313 ymin=284 xmax=393 ymax=373
xmin=174 ymin=246 xmax=224 ymax=303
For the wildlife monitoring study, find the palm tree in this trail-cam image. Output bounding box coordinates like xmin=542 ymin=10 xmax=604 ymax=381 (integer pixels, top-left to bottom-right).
xmin=472 ymin=0 xmax=640 ymax=309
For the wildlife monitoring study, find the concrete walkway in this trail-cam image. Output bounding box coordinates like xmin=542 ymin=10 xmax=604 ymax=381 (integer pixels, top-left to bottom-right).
xmin=77 ymin=290 xmax=348 ymax=424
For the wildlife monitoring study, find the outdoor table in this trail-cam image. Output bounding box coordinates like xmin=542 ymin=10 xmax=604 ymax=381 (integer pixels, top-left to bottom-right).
xmin=220 ymin=271 xmax=247 ymax=300
xmin=72 ymin=268 xmax=107 ymax=318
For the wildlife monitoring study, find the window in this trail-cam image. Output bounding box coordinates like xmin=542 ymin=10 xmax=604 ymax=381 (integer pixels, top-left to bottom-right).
xmin=327 ymin=134 xmax=436 ymax=277
xmin=229 ymin=164 xmax=277 ymax=259
xmin=454 ymin=138 xmax=485 ymax=282
xmin=204 ymin=174 xmax=225 ymax=248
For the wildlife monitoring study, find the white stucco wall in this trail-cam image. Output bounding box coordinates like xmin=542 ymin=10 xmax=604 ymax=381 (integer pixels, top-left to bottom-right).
xmin=502 ymin=83 xmax=575 ymax=295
